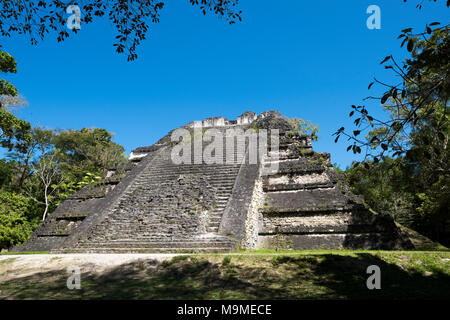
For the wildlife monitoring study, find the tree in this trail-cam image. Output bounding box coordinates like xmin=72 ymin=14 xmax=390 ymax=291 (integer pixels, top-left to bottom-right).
xmin=53 ymin=127 xmax=127 ymax=179
xmin=32 ymin=152 xmax=65 ymax=221
xmin=0 ymin=159 xmax=14 ymax=190
xmin=0 ymin=107 xmax=31 ymax=153
xmin=335 ymin=1 xmax=450 ymax=245
xmin=0 ymin=49 xmax=32 ymax=154
xmin=7 ymin=127 xmax=54 ymax=192
xmin=345 ymin=158 xmax=415 ymax=226
xmin=0 ymin=0 xmax=242 ymax=61
xmin=0 ymin=50 xmax=18 ymax=97
xmin=0 ymin=94 xmax=28 ymax=111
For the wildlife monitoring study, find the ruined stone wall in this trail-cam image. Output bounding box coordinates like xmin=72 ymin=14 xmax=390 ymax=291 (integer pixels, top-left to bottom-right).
xmin=243 ymin=175 xmax=264 ymax=249
xmin=253 ymin=127 xmax=413 ymax=250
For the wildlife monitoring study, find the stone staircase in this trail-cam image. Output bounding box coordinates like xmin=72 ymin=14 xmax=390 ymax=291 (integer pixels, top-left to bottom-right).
xmin=65 ymin=133 xmax=247 ymax=253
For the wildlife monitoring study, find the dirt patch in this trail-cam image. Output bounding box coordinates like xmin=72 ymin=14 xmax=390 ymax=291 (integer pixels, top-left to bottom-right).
xmin=0 ymin=254 xmax=177 ymax=279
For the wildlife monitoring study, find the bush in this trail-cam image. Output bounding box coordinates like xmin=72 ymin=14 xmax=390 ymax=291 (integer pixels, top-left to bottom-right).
xmin=0 ymin=192 xmax=40 ymax=249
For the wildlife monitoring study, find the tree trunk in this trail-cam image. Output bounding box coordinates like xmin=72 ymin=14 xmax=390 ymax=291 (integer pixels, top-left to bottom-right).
xmin=42 ymin=185 xmax=49 ymax=221
xmin=17 ymin=157 xmax=30 ymax=192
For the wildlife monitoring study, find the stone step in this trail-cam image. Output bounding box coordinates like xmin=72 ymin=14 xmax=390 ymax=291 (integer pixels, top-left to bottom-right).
xmin=215 ymin=197 xmax=231 ymax=201
xmin=75 ymin=240 xmax=236 ymax=249
xmin=141 ymin=173 xmax=240 ymax=179
xmin=132 ymin=182 xmax=235 ymax=189
xmin=130 ymin=184 xmax=233 ymax=190
xmin=210 ymin=211 xmax=225 ymax=215
xmin=259 ymin=223 xmax=389 ymax=235
xmin=144 ymin=166 xmax=241 ymax=172
xmin=262 ymin=188 xmax=349 ymax=214
xmin=214 ymin=189 xmax=233 ymax=193
xmin=141 ymin=170 xmax=240 ymax=176
xmin=114 ymin=197 xmax=230 ymax=206
xmin=142 ymin=167 xmax=239 ymax=177
xmin=142 ymin=175 xmax=239 ymax=181
xmin=150 ymin=161 xmax=245 ymax=167
xmin=263 ymin=158 xmax=325 ymax=174
xmin=58 ymin=247 xmax=235 ymax=253
xmin=112 ymin=208 xmax=226 ymax=214
xmin=263 ymin=182 xmax=335 ymax=192
xmin=137 ymin=182 xmax=235 ymax=188
xmin=256 ymin=232 xmax=405 ymax=250
xmin=147 ymin=163 xmax=243 ymax=169
xmin=111 ymin=206 xmax=228 ymax=214
xmin=259 ymin=209 xmax=398 ymax=234
xmin=269 ymin=149 xmax=314 ymax=160
xmin=81 ymin=233 xmax=234 ymax=241
xmin=207 ymin=226 xmax=219 ymax=232
xmin=146 ymin=161 xmax=242 ymax=166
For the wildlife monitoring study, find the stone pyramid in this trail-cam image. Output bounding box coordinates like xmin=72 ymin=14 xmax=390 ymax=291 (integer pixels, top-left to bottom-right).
xmin=15 ymin=111 xmax=413 ymax=253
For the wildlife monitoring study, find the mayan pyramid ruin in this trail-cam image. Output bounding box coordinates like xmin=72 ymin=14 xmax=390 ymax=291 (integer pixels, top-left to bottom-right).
xmin=16 ymin=111 xmax=413 ymax=253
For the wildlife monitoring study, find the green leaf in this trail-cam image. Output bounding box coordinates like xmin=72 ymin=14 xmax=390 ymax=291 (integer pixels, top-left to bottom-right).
xmin=380 ymin=56 xmax=390 ymax=64
xmin=407 ymin=39 xmax=414 ymax=52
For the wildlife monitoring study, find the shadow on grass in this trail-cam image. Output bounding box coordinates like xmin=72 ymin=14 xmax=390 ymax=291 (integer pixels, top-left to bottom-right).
xmin=1 ymin=253 xmax=449 ymax=300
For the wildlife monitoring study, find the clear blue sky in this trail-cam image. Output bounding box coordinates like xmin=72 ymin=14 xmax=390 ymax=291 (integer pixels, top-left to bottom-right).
xmin=2 ymin=0 xmax=448 ymax=168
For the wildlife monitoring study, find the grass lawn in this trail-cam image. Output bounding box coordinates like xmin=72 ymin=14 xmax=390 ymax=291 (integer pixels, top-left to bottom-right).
xmin=0 ymin=250 xmax=449 ymax=300
xmin=0 ymin=251 xmax=49 ymax=255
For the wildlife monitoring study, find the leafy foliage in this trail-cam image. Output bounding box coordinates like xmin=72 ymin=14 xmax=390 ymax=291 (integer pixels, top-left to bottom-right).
xmin=346 ymin=155 xmax=450 ymax=246
xmin=0 ymin=159 xmax=14 ymax=190
xmin=334 ymin=24 xmax=449 ymax=161
xmin=0 ymin=0 xmax=242 ymax=61
xmin=53 ymin=127 xmax=126 ymax=179
xmin=338 ymin=2 xmax=449 ymax=246
xmin=0 ymin=49 xmax=32 ymax=154
xmin=0 ymin=124 xmax=127 ymax=247
xmin=288 ymin=118 xmax=320 ymax=141
xmin=0 ymin=192 xmax=40 ymax=249
xmin=346 ymin=159 xmax=415 ymax=225
xmin=0 ymin=50 xmax=18 ymax=97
